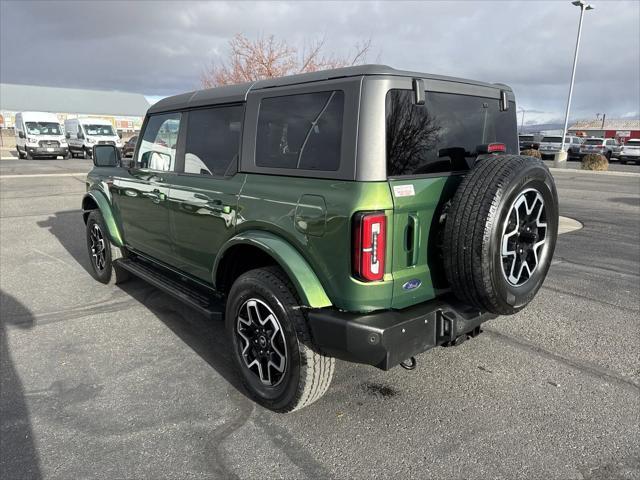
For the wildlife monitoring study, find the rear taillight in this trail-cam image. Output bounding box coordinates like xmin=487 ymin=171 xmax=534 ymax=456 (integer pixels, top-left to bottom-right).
xmin=352 ymin=212 xmax=386 ymax=282
xmin=487 ymin=143 xmax=506 ymax=153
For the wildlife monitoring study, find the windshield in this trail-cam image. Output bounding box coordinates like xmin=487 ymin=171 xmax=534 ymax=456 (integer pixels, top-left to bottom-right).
xmin=25 ymin=122 xmax=62 ymax=135
xmin=386 ymin=90 xmax=517 ymax=176
xmin=541 ymin=136 xmax=563 ymax=143
xmin=84 ymin=124 xmax=115 ymax=136
xmin=584 ymin=139 xmax=604 ymax=145
xmin=625 ymin=140 xmax=640 ymax=145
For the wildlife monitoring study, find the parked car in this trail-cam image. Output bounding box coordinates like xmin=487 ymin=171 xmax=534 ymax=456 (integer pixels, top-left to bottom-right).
xmin=519 ymin=134 xmax=539 ymax=151
xmin=618 ymin=139 xmax=640 ymax=164
xmin=122 ymin=135 xmax=138 ymax=158
xmin=14 ymin=111 xmax=68 ymax=159
xmin=579 ymin=138 xmax=620 ymax=160
xmin=538 ymin=135 xmax=583 ymax=160
xmin=82 ymin=65 xmax=558 ymax=413
xmin=65 ymin=118 xmax=123 ymax=159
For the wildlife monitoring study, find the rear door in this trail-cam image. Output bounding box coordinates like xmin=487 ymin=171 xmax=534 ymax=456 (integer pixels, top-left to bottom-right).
xmin=385 ymin=87 xmax=518 ymax=309
xmin=115 ymin=112 xmax=181 ymax=266
xmin=168 ymin=104 xmax=245 ymax=282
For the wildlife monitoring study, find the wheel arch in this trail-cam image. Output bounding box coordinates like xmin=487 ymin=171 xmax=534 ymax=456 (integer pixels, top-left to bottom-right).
xmin=82 ymin=191 xmax=124 ymax=247
xmin=214 ymin=231 xmax=332 ymax=309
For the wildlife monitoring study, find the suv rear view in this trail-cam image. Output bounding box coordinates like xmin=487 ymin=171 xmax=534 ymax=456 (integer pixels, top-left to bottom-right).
xmin=82 ymin=65 xmax=558 ymax=412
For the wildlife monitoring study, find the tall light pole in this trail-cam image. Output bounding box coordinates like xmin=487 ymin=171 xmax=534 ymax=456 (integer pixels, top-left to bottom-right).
xmin=555 ymin=0 xmax=594 ymax=167
xmin=519 ymin=108 xmax=526 ymax=135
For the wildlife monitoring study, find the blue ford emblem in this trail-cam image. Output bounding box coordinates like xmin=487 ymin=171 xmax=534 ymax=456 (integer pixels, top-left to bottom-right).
xmin=402 ymin=279 xmax=422 ymax=291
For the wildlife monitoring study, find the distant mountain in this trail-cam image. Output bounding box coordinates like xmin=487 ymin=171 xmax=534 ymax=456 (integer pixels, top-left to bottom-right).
xmin=520 ymin=123 xmax=564 ymax=134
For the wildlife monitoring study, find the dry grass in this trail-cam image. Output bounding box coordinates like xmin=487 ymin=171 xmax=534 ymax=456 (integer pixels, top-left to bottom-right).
xmin=581 ymin=153 xmax=609 ymax=171
xmin=521 ymin=149 xmax=542 ymax=159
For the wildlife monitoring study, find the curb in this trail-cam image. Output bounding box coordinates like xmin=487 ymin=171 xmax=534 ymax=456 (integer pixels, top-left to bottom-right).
xmin=550 ymin=167 xmax=640 ymax=178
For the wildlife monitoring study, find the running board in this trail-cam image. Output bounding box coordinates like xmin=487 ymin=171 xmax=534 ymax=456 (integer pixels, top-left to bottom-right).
xmin=116 ymin=258 xmax=224 ymax=320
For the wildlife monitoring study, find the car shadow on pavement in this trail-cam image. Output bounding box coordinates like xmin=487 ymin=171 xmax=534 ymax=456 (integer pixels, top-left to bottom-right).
xmin=37 ymin=210 xmax=249 ymax=398
xmin=36 ymin=210 xmax=94 ymax=276
xmin=0 ymin=291 xmax=43 ymax=480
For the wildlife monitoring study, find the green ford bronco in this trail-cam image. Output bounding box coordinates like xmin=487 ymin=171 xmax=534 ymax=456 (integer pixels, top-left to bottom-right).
xmin=83 ymin=65 xmax=558 ymax=412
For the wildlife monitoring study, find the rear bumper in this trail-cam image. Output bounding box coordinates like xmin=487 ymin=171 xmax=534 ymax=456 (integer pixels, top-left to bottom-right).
xmin=307 ymin=296 xmax=496 ymax=370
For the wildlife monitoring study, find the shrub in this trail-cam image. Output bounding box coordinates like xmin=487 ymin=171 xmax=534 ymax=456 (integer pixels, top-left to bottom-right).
xmin=521 ymin=149 xmax=542 ymax=159
xmin=581 ymin=153 xmax=608 ymax=171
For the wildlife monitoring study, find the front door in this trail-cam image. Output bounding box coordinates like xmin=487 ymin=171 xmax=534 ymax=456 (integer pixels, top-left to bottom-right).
xmin=115 ymin=112 xmax=182 ymax=266
xmin=168 ymin=105 xmax=244 ymax=282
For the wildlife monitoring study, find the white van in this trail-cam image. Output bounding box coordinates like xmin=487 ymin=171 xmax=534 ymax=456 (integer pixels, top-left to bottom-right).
xmin=15 ymin=112 xmax=68 ymax=159
xmin=64 ymin=117 xmax=122 ymax=158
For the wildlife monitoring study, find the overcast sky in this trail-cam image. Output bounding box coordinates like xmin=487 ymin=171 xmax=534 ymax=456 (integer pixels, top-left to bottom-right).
xmin=1 ymin=0 xmax=638 ymax=125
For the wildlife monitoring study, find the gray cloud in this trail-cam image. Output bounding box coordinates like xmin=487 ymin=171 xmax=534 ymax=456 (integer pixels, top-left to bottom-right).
xmin=1 ymin=0 xmax=638 ymax=123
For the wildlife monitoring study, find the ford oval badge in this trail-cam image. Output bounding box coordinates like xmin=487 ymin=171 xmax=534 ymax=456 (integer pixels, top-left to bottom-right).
xmin=402 ymin=279 xmax=422 ymax=291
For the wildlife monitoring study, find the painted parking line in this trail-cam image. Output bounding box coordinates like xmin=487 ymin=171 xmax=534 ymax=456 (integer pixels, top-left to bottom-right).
xmin=0 ymin=172 xmax=87 ymax=179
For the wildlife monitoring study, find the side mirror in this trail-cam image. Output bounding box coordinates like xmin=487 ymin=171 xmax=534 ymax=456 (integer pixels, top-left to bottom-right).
xmin=77 ymin=132 xmax=84 ymax=140
xmin=118 ymin=132 xmax=123 ymax=139
xmin=93 ymin=144 xmax=120 ymax=167
xmin=65 ymin=132 xmax=70 ymax=139
xmin=18 ymin=131 xmax=25 ymax=139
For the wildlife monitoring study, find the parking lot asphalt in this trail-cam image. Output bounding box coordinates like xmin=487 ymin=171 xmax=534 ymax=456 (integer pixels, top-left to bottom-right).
xmin=1 ymin=158 xmax=639 ymax=479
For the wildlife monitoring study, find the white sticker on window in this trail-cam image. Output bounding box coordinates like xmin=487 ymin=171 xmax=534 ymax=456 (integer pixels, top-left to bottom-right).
xmin=393 ymin=184 xmax=415 ymax=197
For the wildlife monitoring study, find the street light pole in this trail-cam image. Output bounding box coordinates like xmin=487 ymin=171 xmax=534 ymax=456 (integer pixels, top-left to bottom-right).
xmin=556 ymin=0 xmax=594 ymax=167
xmin=519 ymin=108 xmax=526 ymax=135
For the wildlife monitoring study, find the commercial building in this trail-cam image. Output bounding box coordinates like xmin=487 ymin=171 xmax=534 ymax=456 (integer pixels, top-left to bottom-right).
xmin=0 ymin=83 xmax=150 ymax=134
xmin=568 ymin=118 xmax=640 ymax=142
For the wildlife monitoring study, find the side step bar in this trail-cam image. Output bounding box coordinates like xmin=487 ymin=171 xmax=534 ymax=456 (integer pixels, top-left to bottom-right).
xmin=116 ymin=258 xmax=224 ymax=320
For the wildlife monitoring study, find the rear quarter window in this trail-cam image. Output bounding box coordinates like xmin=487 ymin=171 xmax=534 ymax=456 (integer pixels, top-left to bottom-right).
xmin=386 ymin=90 xmax=517 ymax=176
xmin=256 ymin=91 xmax=344 ymax=171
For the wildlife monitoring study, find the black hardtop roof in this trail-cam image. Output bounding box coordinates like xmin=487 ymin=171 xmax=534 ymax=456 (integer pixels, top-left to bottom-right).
xmin=148 ymin=64 xmax=511 ymax=114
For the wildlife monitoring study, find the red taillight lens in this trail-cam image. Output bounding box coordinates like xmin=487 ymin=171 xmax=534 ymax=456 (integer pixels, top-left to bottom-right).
xmin=487 ymin=143 xmax=506 ymax=153
xmin=352 ymin=212 xmax=386 ymax=282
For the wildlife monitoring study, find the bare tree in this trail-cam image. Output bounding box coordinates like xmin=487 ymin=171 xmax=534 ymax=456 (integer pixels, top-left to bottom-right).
xmin=201 ymin=34 xmax=372 ymax=88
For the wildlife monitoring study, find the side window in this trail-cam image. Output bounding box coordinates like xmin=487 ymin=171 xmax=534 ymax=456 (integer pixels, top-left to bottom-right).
xmin=184 ymin=105 xmax=243 ymax=176
xmin=137 ymin=113 xmax=181 ymax=171
xmin=256 ymin=90 xmax=344 ymax=171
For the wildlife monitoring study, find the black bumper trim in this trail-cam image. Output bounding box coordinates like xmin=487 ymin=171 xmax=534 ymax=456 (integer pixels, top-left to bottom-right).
xmin=307 ymin=296 xmax=496 ymax=370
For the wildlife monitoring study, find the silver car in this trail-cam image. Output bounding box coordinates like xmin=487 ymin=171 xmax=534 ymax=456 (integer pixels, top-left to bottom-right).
xmin=538 ymin=135 xmax=583 ymax=160
xmin=579 ymin=138 xmax=620 ymax=160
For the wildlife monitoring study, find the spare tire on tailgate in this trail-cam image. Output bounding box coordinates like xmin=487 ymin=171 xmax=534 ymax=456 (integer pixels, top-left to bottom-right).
xmin=443 ymin=154 xmax=558 ymax=315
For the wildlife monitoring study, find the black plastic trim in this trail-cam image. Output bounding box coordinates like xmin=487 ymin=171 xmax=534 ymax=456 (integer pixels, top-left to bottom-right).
xmin=307 ymin=295 xmax=496 ymax=370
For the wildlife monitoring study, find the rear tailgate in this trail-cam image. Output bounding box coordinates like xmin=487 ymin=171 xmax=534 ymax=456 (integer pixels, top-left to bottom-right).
xmin=387 ymin=176 xmax=461 ymax=309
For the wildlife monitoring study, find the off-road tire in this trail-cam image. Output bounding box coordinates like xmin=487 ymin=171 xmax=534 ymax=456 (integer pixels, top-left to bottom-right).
xmin=85 ymin=210 xmax=130 ymax=285
xmin=443 ymin=155 xmax=558 ymax=315
xmin=225 ymin=266 xmax=335 ymax=413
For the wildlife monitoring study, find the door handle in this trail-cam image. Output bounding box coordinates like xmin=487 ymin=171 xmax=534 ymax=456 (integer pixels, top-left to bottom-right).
xmin=144 ymin=189 xmax=166 ymax=203
xmin=193 ymin=193 xmax=231 ymax=214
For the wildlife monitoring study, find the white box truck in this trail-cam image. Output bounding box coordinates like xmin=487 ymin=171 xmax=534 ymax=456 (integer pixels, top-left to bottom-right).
xmin=15 ymin=112 xmax=68 ymax=159
xmin=64 ymin=118 xmax=122 ymax=159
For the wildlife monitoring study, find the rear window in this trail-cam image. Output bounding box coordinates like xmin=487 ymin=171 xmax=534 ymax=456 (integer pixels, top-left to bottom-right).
xmin=626 ymin=139 xmax=640 ymax=145
xmin=256 ymin=90 xmax=344 ymax=171
xmin=541 ymin=136 xmax=563 ymax=143
xmin=584 ymin=139 xmax=604 ymax=145
xmin=519 ymin=135 xmax=534 ymax=141
xmin=385 ymin=90 xmax=517 ymax=176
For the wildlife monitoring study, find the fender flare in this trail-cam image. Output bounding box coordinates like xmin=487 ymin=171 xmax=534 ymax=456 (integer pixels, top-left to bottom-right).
xmin=82 ymin=190 xmax=124 ymax=247
xmin=214 ymin=230 xmax=332 ymax=309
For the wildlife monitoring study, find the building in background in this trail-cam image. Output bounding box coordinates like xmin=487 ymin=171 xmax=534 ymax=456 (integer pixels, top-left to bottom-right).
xmin=0 ymin=83 xmax=150 ymax=138
xmin=568 ymin=119 xmax=640 ymax=143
